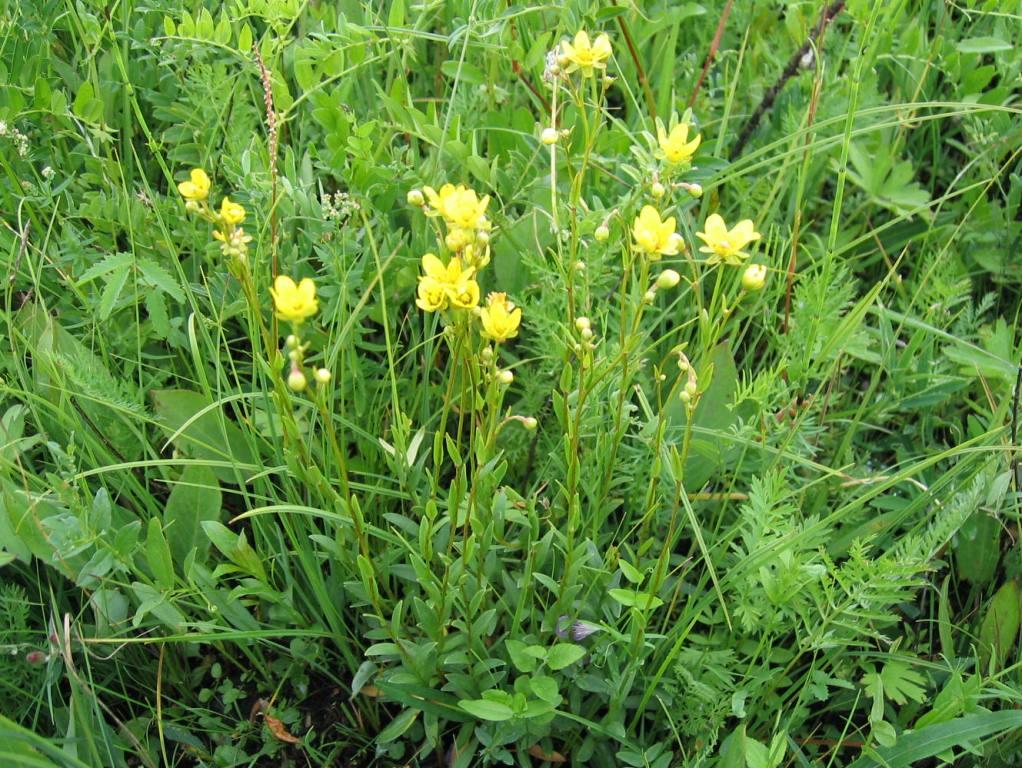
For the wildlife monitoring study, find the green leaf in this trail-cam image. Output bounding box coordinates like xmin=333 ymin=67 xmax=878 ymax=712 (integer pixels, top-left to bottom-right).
xmin=163 ymin=465 xmax=221 ymax=565
xmin=137 ymin=258 xmax=185 ymax=302
xmin=880 ymin=660 xmax=927 ymax=706
xmin=151 ymin=390 xmax=258 ymax=482
xmin=608 ymin=588 xmax=664 ymax=611
xmin=78 ymin=252 xmax=133 ymax=284
xmin=146 ymin=291 xmax=169 ymax=339
xmin=871 ymin=720 xmax=897 ymax=748
xmin=619 ymin=560 xmax=644 ymax=585
xmin=956 ymin=36 xmax=1012 ymax=54
xmin=131 ymin=581 xmax=186 ymax=632
xmin=202 ymin=522 xmax=266 ymax=582
xmin=529 ymin=675 xmax=561 ymax=705
xmin=98 ymin=264 xmax=130 ymax=320
xmin=849 ymin=711 xmax=1022 ymax=768
xmin=506 ymin=639 xmax=538 ymax=673
xmin=376 ymin=708 xmax=418 ymax=744
xmin=546 ymin=643 xmax=586 ymax=670
xmin=458 ymin=699 xmax=515 ymax=722
xmin=955 ymin=513 xmax=1000 ymax=585
xmin=978 ymin=580 xmax=1021 ymax=673
xmin=145 ymin=518 xmax=174 ymax=590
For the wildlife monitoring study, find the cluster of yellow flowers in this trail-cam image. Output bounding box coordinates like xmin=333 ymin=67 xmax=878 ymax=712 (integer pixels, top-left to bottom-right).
xmin=409 ymin=182 xmax=521 ymax=344
xmin=271 ymin=275 xmax=330 ymax=392
xmin=178 ymin=168 xmax=327 ymax=394
xmin=177 ymin=168 xmax=253 ymax=264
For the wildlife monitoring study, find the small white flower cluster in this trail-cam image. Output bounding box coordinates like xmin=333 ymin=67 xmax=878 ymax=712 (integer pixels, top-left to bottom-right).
xmin=0 ymin=121 xmax=29 ymax=157
xmin=321 ymin=191 xmax=361 ymax=222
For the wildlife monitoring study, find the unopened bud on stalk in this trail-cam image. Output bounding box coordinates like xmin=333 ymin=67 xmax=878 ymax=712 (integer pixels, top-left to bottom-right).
xmin=651 ymin=181 xmax=666 ymax=199
xmin=498 ymin=369 xmax=514 ymax=385
xmin=594 ymin=224 xmax=610 ymax=242
xmin=575 ymin=316 xmax=591 ymax=332
xmin=522 ymin=416 xmax=538 ymax=430
xmin=287 ymin=369 xmax=308 ymax=392
xmin=580 ymin=328 xmax=594 ymax=341
xmin=314 ymin=368 xmax=331 ymax=384
xmin=286 ymin=335 xmax=298 ymax=349
xmin=541 ymin=127 xmax=559 ymax=145
xmin=742 ymin=264 xmax=767 ymax=292
xmin=643 ymin=289 xmax=656 ymax=304
xmin=656 ymin=269 xmax=681 ymax=289
xmin=406 ymin=188 xmax=425 ymax=207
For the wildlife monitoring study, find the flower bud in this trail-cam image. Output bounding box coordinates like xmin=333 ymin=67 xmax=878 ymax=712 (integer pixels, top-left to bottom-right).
xmin=742 ymin=264 xmax=767 ymax=291
xmin=580 ymin=328 xmax=594 ymax=341
xmin=476 ymin=229 xmax=490 ymax=245
xmin=680 ymin=390 xmax=691 ymax=403
xmin=574 ymin=260 xmax=586 ymax=272
xmin=498 ymin=369 xmax=514 ymax=385
xmin=594 ymin=224 xmax=610 ymax=242
xmin=643 ymin=289 xmax=656 ymax=304
xmin=287 ymin=370 xmax=308 ymax=392
xmin=522 ymin=416 xmax=538 ymax=430
xmin=314 ymin=368 xmax=331 ymax=384
xmin=687 ymin=183 xmax=703 ymax=198
xmin=685 ymin=380 xmax=698 ymax=397
xmin=656 ymin=269 xmax=681 ymax=290
xmin=286 ymin=334 xmax=298 ymax=349
xmin=407 ymin=188 xmax=425 ymax=207
xmin=541 ymin=127 xmax=559 ymax=145
xmin=651 ymin=181 xmax=666 ymax=199
xmin=575 ymin=316 xmax=591 ymax=332
xmin=480 ymin=346 xmax=494 ymax=362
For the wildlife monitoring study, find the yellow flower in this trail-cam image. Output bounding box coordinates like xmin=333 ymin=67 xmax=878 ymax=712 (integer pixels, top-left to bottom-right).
xmin=178 ymin=168 xmax=211 ymax=202
xmin=632 ymin=205 xmax=683 ymax=258
xmin=448 ymin=278 xmax=480 ymax=309
xmin=696 ymin=213 xmax=761 ymax=266
xmin=561 ymin=31 xmax=612 ymax=77
xmin=416 ymin=277 xmax=448 ymax=312
xmin=219 ymin=196 xmax=246 ymax=226
xmin=657 ymin=122 xmax=701 ymax=165
xmin=423 ymin=184 xmax=490 ymax=231
xmin=417 ymin=253 xmax=481 ymax=311
xmin=271 ymin=276 xmax=319 ymax=324
xmin=479 ymin=292 xmax=522 ymax=342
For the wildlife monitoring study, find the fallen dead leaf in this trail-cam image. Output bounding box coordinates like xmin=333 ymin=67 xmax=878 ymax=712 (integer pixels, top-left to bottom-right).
xmin=527 ymin=744 xmax=566 ymax=763
xmin=264 ymin=714 xmax=301 ymax=744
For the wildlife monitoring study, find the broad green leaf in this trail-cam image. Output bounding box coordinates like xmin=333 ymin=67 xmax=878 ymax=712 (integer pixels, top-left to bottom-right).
xmin=506 ymin=639 xmax=538 ymax=673
xmin=608 ymin=588 xmax=664 ymax=611
xmin=956 ymin=37 xmax=1012 ymax=54
xmin=376 ymin=708 xmax=418 ymax=744
xmin=145 ymin=518 xmax=174 ymax=590
xmin=955 ymin=513 xmax=1000 ymax=585
xmin=529 ymin=675 xmax=561 ymax=705
xmin=458 ymin=699 xmax=515 ymax=722
xmin=978 ymin=580 xmax=1021 ymax=673
xmin=163 ymin=465 xmax=221 ymax=565
xmin=151 ymin=389 xmax=257 ymax=482
xmin=546 ymin=643 xmax=586 ymax=670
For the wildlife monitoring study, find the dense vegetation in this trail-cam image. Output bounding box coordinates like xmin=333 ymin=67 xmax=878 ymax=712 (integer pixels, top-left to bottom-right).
xmin=1 ymin=0 xmax=1021 ymax=765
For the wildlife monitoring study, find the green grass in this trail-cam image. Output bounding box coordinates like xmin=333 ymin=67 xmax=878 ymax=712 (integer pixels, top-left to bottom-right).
xmin=1 ymin=0 xmax=1021 ymax=765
